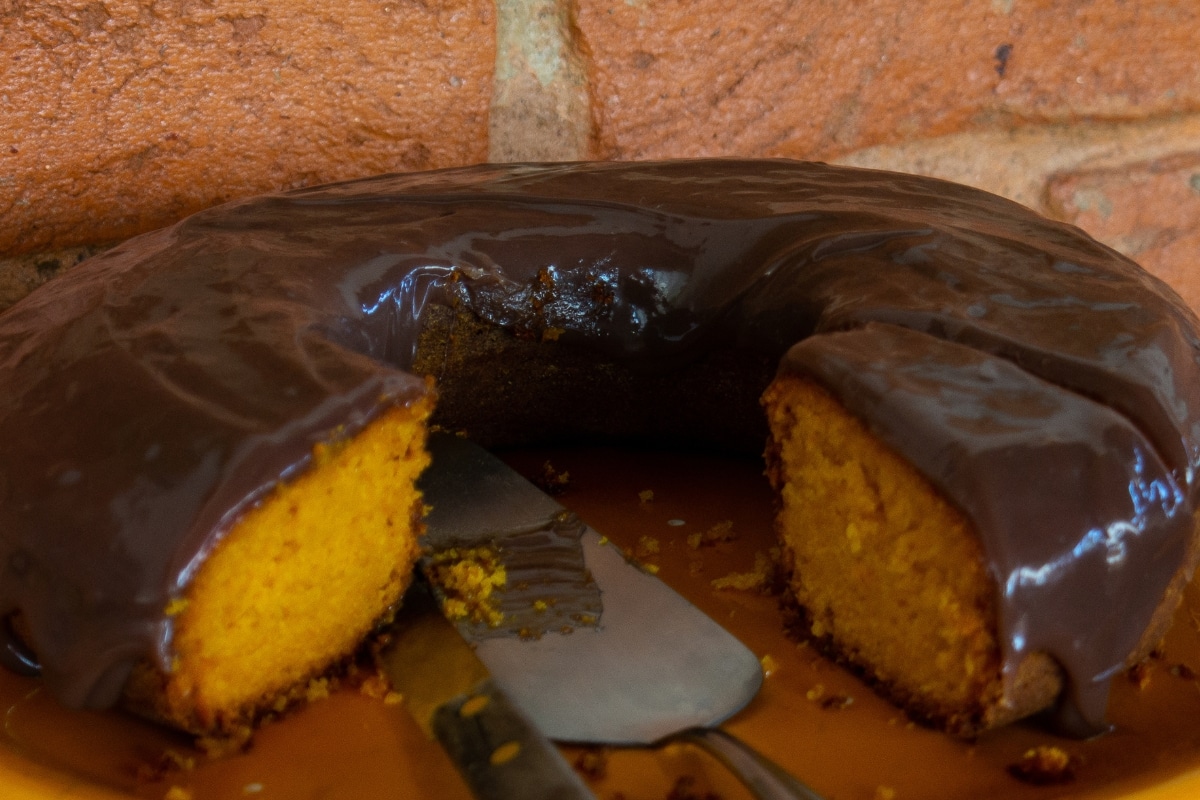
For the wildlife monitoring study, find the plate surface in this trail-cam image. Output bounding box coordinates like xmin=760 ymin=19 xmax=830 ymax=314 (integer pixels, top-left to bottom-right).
xmin=3 ymin=447 xmax=1200 ymax=800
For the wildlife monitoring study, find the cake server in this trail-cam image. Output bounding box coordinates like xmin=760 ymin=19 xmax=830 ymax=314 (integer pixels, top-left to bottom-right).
xmin=380 ymin=576 xmax=596 ymax=800
xmin=418 ymin=433 xmax=823 ymax=800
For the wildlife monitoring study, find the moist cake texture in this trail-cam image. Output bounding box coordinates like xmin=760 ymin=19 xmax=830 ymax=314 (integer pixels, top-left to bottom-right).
xmin=0 ymin=159 xmax=1197 ymax=737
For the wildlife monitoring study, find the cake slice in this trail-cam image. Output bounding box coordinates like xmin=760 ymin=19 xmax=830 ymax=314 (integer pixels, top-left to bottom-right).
xmin=762 ymin=324 xmax=1198 ymax=737
xmin=120 ymin=400 xmax=432 ymax=738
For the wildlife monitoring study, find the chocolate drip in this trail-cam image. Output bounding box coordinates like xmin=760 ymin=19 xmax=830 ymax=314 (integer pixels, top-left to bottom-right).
xmin=0 ymin=159 xmax=1197 ymax=726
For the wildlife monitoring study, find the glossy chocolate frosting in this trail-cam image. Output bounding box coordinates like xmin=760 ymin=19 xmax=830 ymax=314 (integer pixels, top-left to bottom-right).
xmin=0 ymin=159 xmax=1197 ymax=729
xmin=780 ymin=323 xmax=1192 ymax=732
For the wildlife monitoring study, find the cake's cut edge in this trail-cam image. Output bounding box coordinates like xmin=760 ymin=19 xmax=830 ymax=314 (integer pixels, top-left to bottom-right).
xmin=121 ymin=396 xmax=434 ymax=738
xmin=762 ymin=373 xmax=1067 ymax=738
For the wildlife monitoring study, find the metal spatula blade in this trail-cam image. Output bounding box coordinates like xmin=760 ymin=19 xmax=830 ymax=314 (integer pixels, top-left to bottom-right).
xmin=419 ymin=433 xmax=761 ymax=744
xmin=418 ymin=433 xmax=824 ymax=800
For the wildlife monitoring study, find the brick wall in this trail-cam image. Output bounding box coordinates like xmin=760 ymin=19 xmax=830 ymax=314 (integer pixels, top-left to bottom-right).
xmin=3 ymin=0 xmax=1199 ymax=312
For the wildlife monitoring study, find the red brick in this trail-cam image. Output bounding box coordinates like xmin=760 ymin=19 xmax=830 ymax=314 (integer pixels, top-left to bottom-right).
xmin=0 ymin=1 xmax=493 ymax=255
xmin=575 ymin=0 xmax=1200 ymax=161
xmin=1046 ymin=152 xmax=1200 ymax=315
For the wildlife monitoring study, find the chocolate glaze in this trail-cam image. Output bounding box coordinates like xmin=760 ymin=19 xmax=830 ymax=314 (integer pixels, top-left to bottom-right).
xmin=780 ymin=323 xmax=1191 ymax=732
xmin=0 ymin=160 xmax=1197 ymax=729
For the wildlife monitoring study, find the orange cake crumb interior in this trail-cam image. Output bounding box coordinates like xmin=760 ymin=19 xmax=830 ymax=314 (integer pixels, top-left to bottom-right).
xmin=147 ymin=399 xmax=432 ymax=734
xmin=763 ymin=375 xmax=1007 ymax=732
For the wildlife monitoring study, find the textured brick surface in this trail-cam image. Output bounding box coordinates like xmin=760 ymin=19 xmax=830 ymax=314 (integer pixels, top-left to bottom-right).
xmin=575 ymin=0 xmax=1200 ymax=161
xmin=0 ymin=0 xmax=493 ymax=255
xmin=1046 ymin=152 xmax=1200 ymax=313
xmin=490 ymin=0 xmax=591 ymax=161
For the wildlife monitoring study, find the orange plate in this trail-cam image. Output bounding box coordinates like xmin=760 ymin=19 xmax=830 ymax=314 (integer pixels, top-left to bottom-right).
xmin=3 ymin=447 xmax=1200 ymax=800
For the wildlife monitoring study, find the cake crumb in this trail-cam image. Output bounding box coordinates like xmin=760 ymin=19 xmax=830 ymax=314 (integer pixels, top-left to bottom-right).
xmin=710 ymin=551 xmax=774 ymax=592
xmin=687 ymin=519 xmax=736 ymax=549
xmin=636 ymin=535 xmax=661 ymax=557
xmin=243 ymin=783 xmax=265 ymax=795
xmin=1007 ymin=745 xmax=1079 ymax=785
xmin=667 ymin=775 xmax=724 ymax=800
xmin=1171 ymin=663 xmax=1197 ymax=680
xmin=426 ymin=546 xmax=507 ymax=627
xmin=710 ymin=570 xmax=761 ymax=591
xmin=164 ymin=787 xmax=193 ymax=800
xmin=873 ymin=787 xmax=896 ymax=800
xmin=164 ymin=598 xmax=189 ymax=616
xmin=819 ymin=693 xmax=854 ymax=710
xmin=135 ymin=749 xmax=197 ymax=784
xmin=1128 ymin=661 xmax=1152 ymax=690
xmin=573 ymin=747 xmax=609 ymax=781
xmin=196 ymin=727 xmax=253 ymax=759
xmin=760 ymin=654 xmax=779 ymax=677
xmin=638 ymin=489 xmax=654 ymax=503
xmin=489 ymin=741 xmax=522 ymax=766
xmin=536 ymin=461 xmax=571 ymax=495
xmin=164 ymin=750 xmax=196 ymax=772
xmin=305 ymin=677 xmax=331 ymax=703
xmin=358 ymin=672 xmax=390 ymax=700
xmin=806 ymin=684 xmax=825 ymax=702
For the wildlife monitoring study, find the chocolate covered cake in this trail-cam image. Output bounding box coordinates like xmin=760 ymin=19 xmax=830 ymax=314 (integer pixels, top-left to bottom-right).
xmin=0 ymin=159 xmax=1196 ymax=738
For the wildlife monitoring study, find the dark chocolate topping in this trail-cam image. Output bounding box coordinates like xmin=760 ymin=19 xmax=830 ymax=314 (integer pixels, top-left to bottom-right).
xmin=0 ymin=159 xmax=1197 ymax=727
xmin=780 ymin=323 xmax=1191 ymax=732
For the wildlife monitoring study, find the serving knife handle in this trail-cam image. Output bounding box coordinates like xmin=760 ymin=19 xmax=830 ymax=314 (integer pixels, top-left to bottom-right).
xmin=433 ymin=678 xmax=597 ymax=800
xmin=678 ymin=727 xmax=826 ymax=800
